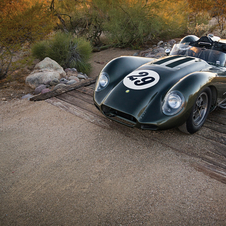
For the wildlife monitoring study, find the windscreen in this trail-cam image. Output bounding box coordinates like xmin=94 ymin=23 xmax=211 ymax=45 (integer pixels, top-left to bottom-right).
xmin=170 ymin=44 xmax=226 ymax=67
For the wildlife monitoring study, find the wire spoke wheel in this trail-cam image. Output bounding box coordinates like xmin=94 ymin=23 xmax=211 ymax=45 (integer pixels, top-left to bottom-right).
xmin=219 ymin=99 xmax=226 ymax=109
xmin=192 ymin=92 xmax=208 ymax=126
xmin=178 ymin=87 xmax=211 ymax=134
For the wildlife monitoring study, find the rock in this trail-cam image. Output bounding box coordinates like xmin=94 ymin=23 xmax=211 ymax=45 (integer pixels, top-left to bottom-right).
xmin=21 ymin=94 xmax=33 ymax=100
xmin=168 ymin=39 xmax=176 ymax=46
xmin=71 ymin=68 xmax=77 ymax=72
xmin=41 ymin=88 xmax=51 ymax=94
xmin=66 ymin=80 xmax=78 ymax=85
xmin=49 ymin=78 xmax=59 ymax=86
xmin=68 ymin=76 xmax=80 ymax=82
xmin=65 ymin=68 xmax=71 ymax=73
xmin=34 ymin=84 xmax=47 ymax=95
xmin=60 ymin=78 xmax=68 ymax=84
xmin=139 ymin=39 xmax=176 ymax=58
xmin=77 ymin=74 xmax=87 ymax=80
xmin=66 ymin=70 xmax=78 ymax=77
xmin=133 ymin=52 xmax=139 ymax=56
xmin=140 ymin=47 xmax=166 ymax=58
xmin=53 ymin=83 xmax=67 ymax=91
xmin=26 ymin=57 xmax=66 ymax=88
xmin=157 ymin=40 xmax=164 ymax=47
xmin=34 ymin=57 xmax=66 ymax=76
xmin=44 ymin=80 xmax=51 ymax=86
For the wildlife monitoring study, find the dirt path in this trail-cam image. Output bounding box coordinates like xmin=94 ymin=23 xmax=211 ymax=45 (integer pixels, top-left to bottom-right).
xmin=1 ymin=48 xmax=226 ymax=225
xmin=1 ymin=99 xmax=226 ymax=225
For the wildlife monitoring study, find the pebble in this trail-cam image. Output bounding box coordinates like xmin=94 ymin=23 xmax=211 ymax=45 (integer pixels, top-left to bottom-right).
xmin=21 ymin=94 xmax=33 ymax=100
xmin=34 ymin=84 xmax=47 ymax=95
xmin=157 ymin=40 xmax=164 ymax=47
xmin=44 ymin=80 xmax=51 ymax=85
xmin=68 ymin=76 xmax=80 ymax=82
xmin=60 ymin=78 xmax=68 ymax=84
xmin=77 ymin=74 xmax=87 ymax=80
xmin=53 ymin=83 xmax=67 ymax=91
xmin=41 ymin=88 xmax=50 ymax=94
xmin=66 ymin=70 xmax=78 ymax=77
xmin=30 ymin=66 xmax=89 ymax=97
xmin=49 ymin=78 xmax=59 ymax=86
xmin=71 ymin=68 xmax=77 ymax=72
xmin=65 ymin=68 xmax=71 ymax=72
xmin=66 ymin=80 xmax=78 ymax=85
xmin=133 ymin=52 xmax=139 ymax=56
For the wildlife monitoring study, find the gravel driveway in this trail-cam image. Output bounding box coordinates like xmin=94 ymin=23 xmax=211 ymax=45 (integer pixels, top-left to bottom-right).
xmin=1 ymin=99 xmax=226 ymax=225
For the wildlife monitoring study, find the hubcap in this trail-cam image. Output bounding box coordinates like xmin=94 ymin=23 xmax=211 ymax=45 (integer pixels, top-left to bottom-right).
xmin=193 ymin=92 xmax=208 ymax=126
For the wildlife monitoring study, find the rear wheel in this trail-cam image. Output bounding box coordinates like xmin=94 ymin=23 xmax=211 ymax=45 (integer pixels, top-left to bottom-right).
xmin=179 ymin=87 xmax=212 ymax=134
xmin=219 ymin=99 xmax=226 ymax=110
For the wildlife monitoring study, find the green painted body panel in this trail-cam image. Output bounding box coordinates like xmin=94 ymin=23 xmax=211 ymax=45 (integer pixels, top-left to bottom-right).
xmin=94 ymin=55 xmax=226 ymax=130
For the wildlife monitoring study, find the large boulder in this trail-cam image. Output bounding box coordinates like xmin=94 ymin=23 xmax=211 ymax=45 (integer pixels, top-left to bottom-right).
xmin=26 ymin=57 xmax=66 ymax=88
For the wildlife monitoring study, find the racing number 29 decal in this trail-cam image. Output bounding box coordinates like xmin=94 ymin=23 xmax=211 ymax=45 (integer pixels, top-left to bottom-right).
xmin=123 ymin=70 xmax=160 ymax=90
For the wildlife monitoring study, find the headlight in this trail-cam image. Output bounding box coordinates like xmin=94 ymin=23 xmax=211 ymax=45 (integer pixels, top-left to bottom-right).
xmin=162 ymin=91 xmax=185 ymax=115
xmin=96 ymin=72 xmax=109 ymax=92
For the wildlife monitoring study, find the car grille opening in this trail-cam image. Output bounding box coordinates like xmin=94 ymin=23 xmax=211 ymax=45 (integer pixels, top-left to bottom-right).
xmin=101 ymin=105 xmax=136 ymax=127
xmin=141 ymin=124 xmax=158 ymax=130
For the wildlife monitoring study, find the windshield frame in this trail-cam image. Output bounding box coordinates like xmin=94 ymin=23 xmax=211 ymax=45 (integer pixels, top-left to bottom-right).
xmin=170 ymin=44 xmax=226 ymax=67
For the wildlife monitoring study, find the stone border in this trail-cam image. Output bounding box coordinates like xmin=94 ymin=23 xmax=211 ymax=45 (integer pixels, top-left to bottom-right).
xmin=30 ymin=78 xmax=96 ymax=101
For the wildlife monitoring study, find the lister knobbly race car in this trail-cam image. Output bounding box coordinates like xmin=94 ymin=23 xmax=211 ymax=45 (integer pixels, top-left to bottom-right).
xmin=94 ymin=34 xmax=226 ymax=134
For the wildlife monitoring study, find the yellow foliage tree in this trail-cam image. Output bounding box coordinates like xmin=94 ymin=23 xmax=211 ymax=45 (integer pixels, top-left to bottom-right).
xmin=0 ymin=0 xmax=55 ymax=79
xmin=0 ymin=0 xmax=55 ymax=49
xmin=188 ymin=0 xmax=226 ymax=32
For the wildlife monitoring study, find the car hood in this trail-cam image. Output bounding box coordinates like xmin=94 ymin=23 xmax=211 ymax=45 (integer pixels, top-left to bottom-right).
xmin=102 ymin=56 xmax=209 ymax=119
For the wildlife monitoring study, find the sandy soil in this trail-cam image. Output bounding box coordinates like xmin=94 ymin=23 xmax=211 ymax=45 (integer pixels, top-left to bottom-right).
xmin=1 ymin=49 xmax=226 ymax=225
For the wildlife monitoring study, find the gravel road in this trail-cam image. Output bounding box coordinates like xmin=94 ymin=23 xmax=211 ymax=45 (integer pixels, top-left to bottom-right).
xmin=1 ymin=99 xmax=226 ymax=225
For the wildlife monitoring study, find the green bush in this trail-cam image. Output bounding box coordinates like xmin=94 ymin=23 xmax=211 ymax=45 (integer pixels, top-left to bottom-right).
xmin=104 ymin=2 xmax=161 ymax=47
xmin=31 ymin=40 xmax=48 ymax=60
xmin=32 ymin=32 xmax=92 ymax=74
xmin=0 ymin=47 xmax=13 ymax=80
xmin=53 ymin=0 xmax=188 ymax=48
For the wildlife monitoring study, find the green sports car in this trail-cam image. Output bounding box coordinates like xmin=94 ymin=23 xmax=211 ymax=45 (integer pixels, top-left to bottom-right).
xmin=94 ymin=35 xmax=226 ymax=134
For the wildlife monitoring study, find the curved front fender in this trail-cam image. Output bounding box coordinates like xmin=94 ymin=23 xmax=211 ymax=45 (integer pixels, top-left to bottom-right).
xmin=169 ymin=71 xmax=216 ymax=120
xmin=94 ymin=56 xmax=155 ymax=105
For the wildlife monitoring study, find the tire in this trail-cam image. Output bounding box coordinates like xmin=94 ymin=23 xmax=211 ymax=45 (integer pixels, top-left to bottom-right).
xmin=179 ymin=87 xmax=212 ymax=134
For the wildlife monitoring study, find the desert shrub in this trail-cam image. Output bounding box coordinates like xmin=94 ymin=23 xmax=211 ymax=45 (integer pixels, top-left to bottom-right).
xmin=103 ymin=1 xmax=161 ymax=47
xmin=32 ymin=32 xmax=92 ymax=74
xmin=0 ymin=47 xmax=13 ymax=80
xmin=52 ymin=0 xmax=105 ymax=46
xmin=52 ymin=0 xmax=188 ymax=48
xmin=31 ymin=41 xmax=49 ymax=60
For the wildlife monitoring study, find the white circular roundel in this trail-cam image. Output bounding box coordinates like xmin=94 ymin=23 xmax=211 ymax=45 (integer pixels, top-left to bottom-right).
xmin=123 ymin=70 xmax=160 ymax=90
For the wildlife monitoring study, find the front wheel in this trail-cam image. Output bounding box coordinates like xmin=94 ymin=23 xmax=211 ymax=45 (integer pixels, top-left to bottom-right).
xmin=178 ymin=87 xmax=212 ymax=134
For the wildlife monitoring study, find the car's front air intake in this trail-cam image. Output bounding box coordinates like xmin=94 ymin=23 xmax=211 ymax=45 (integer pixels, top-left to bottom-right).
xmin=101 ymin=105 xmax=136 ymax=127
